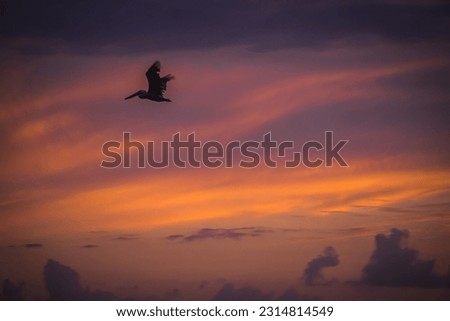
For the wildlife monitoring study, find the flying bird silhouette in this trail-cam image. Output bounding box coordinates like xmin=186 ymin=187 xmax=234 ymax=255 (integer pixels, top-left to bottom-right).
xmin=125 ymin=61 xmax=174 ymax=102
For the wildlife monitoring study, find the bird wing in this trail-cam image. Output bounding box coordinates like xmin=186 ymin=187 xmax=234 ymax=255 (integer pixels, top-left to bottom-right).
xmin=145 ymin=61 xmax=174 ymax=97
xmin=145 ymin=61 xmax=163 ymax=96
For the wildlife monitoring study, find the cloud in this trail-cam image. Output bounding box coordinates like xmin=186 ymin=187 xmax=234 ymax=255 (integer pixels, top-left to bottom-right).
xmin=212 ymin=283 xmax=272 ymax=301
xmin=276 ymin=288 xmax=301 ymax=301
xmin=166 ymin=234 xmax=184 ymax=241
xmin=276 ymin=287 xmax=320 ymax=301
xmin=44 ymin=259 xmax=116 ymax=300
xmin=167 ymin=227 xmax=273 ymax=242
xmin=2 ymin=1 xmax=449 ymax=54
xmin=114 ymin=234 xmax=139 ymax=241
xmin=81 ymin=244 xmax=98 ymax=248
xmin=303 ymin=246 xmax=339 ymax=286
xmin=2 ymin=279 xmax=23 ymax=300
xmin=23 ymin=243 xmax=43 ymax=248
xmin=8 ymin=243 xmax=44 ymax=249
xmin=360 ymin=228 xmax=447 ymax=287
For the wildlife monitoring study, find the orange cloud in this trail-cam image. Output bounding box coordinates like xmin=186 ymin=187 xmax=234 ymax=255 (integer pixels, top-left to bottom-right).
xmin=1 ymin=48 xmax=449 ymax=246
xmin=2 ymin=162 xmax=444 ymax=242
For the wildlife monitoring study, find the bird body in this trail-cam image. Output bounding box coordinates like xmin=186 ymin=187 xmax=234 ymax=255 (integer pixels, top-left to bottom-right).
xmin=125 ymin=61 xmax=174 ymax=102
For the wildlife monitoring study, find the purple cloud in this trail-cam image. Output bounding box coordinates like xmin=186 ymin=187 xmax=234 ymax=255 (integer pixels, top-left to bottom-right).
xmin=303 ymin=246 xmax=339 ymax=286
xmin=361 ymin=228 xmax=447 ymax=288
xmin=167 ymin=227 xmax=273 ymax=242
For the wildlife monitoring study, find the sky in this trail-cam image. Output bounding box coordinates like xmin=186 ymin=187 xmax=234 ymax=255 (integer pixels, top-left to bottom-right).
xmin=0 ymin=0 xmax=449 ymax=300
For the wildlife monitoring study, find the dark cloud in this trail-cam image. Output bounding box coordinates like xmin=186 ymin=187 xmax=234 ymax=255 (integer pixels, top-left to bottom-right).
xmin=23 ymin=243 xmax=43 ymax=248
xmin=44 ymin=259 xmax=82 ymax=300
xmin=81 ymin=244 xmax=98 ymax=248
xmin=185 ymin=228 xmax=244 ymax=241
xmin=361 ymin=228 xmax=447 ymax=288
xmin=276 ymin=287 xmax=320 ymax=301
xmin=276 ymin=288 xmax=301 ymax=301
xmin=2 ymin=279 xmax=23 ymax=300
xmin=212 ymin=283 xmax=272 ymax=301
xmin=44 ymin=259 xmax=116 ymax=300
xmin=166 ymin=234 xmax=184 ymax=241
xmin=114 ymin=234 xmax=139 ymax=241
xmin=332 ymin=227 xmax=371 ymax=234
xmin=167 ymin=227 xmax=273 ymax=242
xmin=1 ymin=1 xmax=448 ymax=54
xmin=303 ymin=246 xmax=339 ymax=286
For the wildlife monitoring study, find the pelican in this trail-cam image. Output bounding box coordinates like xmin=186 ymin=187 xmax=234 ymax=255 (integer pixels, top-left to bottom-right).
xmin=125 ymin=61 xmax=174 ymax=102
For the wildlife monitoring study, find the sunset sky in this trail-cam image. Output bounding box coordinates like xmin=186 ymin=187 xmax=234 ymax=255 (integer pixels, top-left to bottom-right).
xmin=1 ymin=0 xmax=449 ymax=300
